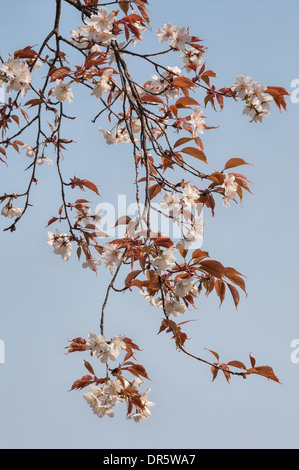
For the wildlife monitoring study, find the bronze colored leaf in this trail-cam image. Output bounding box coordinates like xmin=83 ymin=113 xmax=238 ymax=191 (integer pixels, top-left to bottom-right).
xmin=224 ymin=158 xmax=250 ymax=170
xmin=175 ymin=96 xmax=200 ymax=107
xmin=181 ymin=147 xmax=207 ymax=163
xmin=173 ymin=137 xmax=194 ymax=149
xmin=226 ymin=282 xmax=240 ymax=309
xmin=200 ymin=259 xmax=226 ymax=278
xmin=204 ymin=348 xmax=220 ymax=362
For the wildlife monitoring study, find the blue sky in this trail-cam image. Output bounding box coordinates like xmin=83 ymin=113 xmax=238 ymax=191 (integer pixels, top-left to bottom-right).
xmin=0 ymin=0 xmax=299 ymax=449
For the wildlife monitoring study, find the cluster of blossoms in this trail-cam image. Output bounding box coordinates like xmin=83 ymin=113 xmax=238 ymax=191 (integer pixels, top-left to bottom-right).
xmin=83 ymin=378 xmax=154 ymax=422
xmin=221 ymin=173 xmax=238 ymax=207
xmin=86 ymin=332 xmax=127 ymax=363
xmin=152 ymin=246 xmax=177 ymax=274
xmin=81 ymin=333 xmax=154 ymax=421
xmin=74 ymin=206 xmax=103 ymax=227
xmin=231 ymin=75 xmax=274 ymax=123
xmin=98 ymin=127 xmax=132 ymax=145
xmin=47 ymin=229 xmax=73 ymax=262
xmin=0 ymin=0 xmax=287 ymax=423
xmin=189 ymin=107 xmax=206 ymax=137
xmin=140 ymin=272 xmax=196 ymax=318
xmin=50 ymin=79 xmax=74 ymax=104
xmin=156 ymin=23 xmax=191 ymax=51
xmin=160 ymin=183 xmax=204 ymax=248
xmin=1 ymin=204 xmax=23 ymax=219
xmin=101 ymin=243 xmax=123 ymax=274
xmin=157 ymin=23 xmax=205 ymax=72
xmin=0 ymin=56 xmax=34 ymax=97
xmin=47 ymin=223 xmax=123 ymax=274
xmin=71 ymin=7 xmax=117 ymax=48
xmin=146 ymin=66 xmax=182 ymax=99
xmin=22 ymin=143 xmax=53 ymax=165
xmin=179 ymin=47 xmax=205 ymax=73
xmin=91 ymin=68 xmax=115 ymax=99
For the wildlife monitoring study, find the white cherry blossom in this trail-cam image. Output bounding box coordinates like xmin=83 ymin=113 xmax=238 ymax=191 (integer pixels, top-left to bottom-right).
xmin=82 ymin=258 xmax=102 ymax=271
xmin=160 ymin=192 xmax=181 ymax=220
xmin=128 ymin=388 xmax=155 ymax=422
xmin=1 ymin=205 xmax=23 ymax=218
xmin=182 ymin=183 xmax=200 ymax=209
xmin=174 ymin=276 xmax=195 ymax=298
xmin=85 ymin=332 xmax=108 ymax=358
xmin=231 ymin=75 xmax=253 ymax=100
xmin=170 ymin=27 xmax=191 ymax=50
xmin=165 ymin=299 xmax=187 ymax=317
xmin=101 ymin=243 xmax=122 ymax=274
xmin=36 ymin=157 xmax=53 ymax=165
xmin=22 ymin=144 xmax=35 ymax=158
xmin=47 ymin=229 xmax=72 ymax=261
xmin=222 ymin=173 xmax=238 ymax=207
xmin=51 ymin=80 xmax=74 ymax=104
xmin=190 ymin=106 xmax=205 ymax=137
xmin=152 ymin=246 xmax=177 ymax=274
xmin=156 ymin=23 xmax=179 ymax=43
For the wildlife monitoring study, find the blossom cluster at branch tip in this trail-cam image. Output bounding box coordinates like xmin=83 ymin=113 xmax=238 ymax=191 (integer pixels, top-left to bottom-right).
xmin=22 ymin=143 xmax=53 ymax=165
xmin=83 ymin=377 xmax=154 ymax=422
xmin=152 ymin=246 xmax=177 ymax=274
xmin=83 ymin=333 xmax=155 ymax=421
xmin=156 ymin=23 xmax=191 ymax=51
xmin=1 ymin=204 xmax=23 ymax=219
xmin=0 ymin=56 xmax=33 ymax=97
xmin=47 ymin=229 xmax=72 ymax=261
xmin=231 ymin=75 xmax=273 ymax=123
xmin=222 ymin=173 xmax=238 ymax=207
xmin=101 ymin=243 xmax=122 ymax=274
xmin=71 ymin=7 xmax=117 ymax=50
xmin=50 ymin=80 xmax=74 ymax=104
xmin=85 ymin=332 xmax=127 ymax=362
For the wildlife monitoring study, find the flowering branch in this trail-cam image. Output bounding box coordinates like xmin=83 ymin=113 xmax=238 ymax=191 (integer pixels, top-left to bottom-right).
xmin=0 ymin=0 xmax=288 ymax=421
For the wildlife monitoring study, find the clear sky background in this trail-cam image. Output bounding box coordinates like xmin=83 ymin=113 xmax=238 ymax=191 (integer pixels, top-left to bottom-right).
xmin=0 ymin=0 xmax=298 ymax=449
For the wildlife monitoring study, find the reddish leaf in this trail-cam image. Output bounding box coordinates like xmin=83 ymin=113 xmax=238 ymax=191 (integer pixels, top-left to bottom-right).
xmin=215 ymin=279 xmax=226 ymax=306
xmin=14 ymin=46 xmax=37 ymax=59
xmin=46 ymin=216 xmax=59 ymax=227
xmin=249 ymin=354 xmax=256 ymax=369
xmin=25 ymin=99 xmax=44 ymax=108
xmin=191 ymin=248 xmax=209 ymax=261
xmin=181 ymin=147 xmax=207 ymax=163
xmin=226 ymin=283 xmax=240 ymax=309
xmin=82 ymin=179 xmax=100 ymax=195
xmin=114 ymin=215 xmax=131 ymax=227
xmin=154 ymin=237 xmax=173 ymax=248
xmin=70 ymin=375 xmax=93 ymax=391
xmin=225 ymin=268 xmax=247 ymax=295
xmin=84 ymin=360 xmax=95 ymax=376
xmin=175 ymin=96 xmax=199 ymax=107
xmin=119 ymin=1 xmax=130 ymax=14
xmin=205 ymin=348 xmax=220 ymax=362
xmin=200 ymin=259 xmax=226 ymax=278
xmin=224 ymin=158 xmax=250 ymax=170
xmin=227 ymin=360 xmax=247 ymax=371
xmin=173 ymin=137 xmax=194 ymax=149
xmin=139 ymin=94 xmax=164 ymax=104
xmin=173 ymin=76 xmax=195 ymax=89
xmin=66 ymin=337 xmax=87 ymax=354
xmin=49 ymin=67 xmax=71 ymax=82
xmin=148 ymin=184 xmax=161 ymax=200
xmin=125 ymin=270 xmax=142 ymax=288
